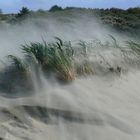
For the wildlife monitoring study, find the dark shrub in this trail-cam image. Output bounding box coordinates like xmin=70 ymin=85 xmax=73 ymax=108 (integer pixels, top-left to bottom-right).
xmin=49 ymin=5 xmax=63 ymax=12
xmin=17 ymin=7 xmax=30 ymax=18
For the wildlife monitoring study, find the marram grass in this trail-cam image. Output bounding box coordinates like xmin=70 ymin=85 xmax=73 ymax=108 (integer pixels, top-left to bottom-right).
xmin=7 ymin=55 xmax=28 ymax=73
xmin=7 ymin=38 xmax=140 ymax=81
xmin=126 ymin=41 xmax=140 ymax=56
xmin=21 ymin=38 xmax=75 ymax=82
xmin=1 ymin=37 xmax=140 ymax=94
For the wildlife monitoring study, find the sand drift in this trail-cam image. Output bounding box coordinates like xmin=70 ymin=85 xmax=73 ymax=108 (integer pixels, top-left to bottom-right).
xmin=0 ymin=70 xmax=140 ymax=140
xmin=0 ymin=9 xmax=140 ymax=139
xmin=0 ymin=39 xmax=140 ymax=139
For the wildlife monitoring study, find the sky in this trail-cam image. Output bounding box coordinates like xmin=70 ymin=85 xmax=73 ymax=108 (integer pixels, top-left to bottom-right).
xmin=0 ymin=0 xmax=140 ymax=13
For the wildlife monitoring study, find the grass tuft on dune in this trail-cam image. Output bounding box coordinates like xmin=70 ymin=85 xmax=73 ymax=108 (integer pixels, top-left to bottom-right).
xmin=0 ymin=37 xmax=140 ymax=94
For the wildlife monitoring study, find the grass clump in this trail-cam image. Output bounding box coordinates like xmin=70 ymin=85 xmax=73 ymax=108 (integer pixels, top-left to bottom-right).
xmin=76 ymin=60 xmax=94 ymax=76
xmin=0 ymin=55 xmax=33 ymax=94
xmin=21 ymin=38 xmax=75 ymax=82
xmin=22 ymin=42 xmax=48 ymax=66
xmin=4 ymin=36 xmax=140 ymax=94
xmin=126 ymin=41 xmax=140 ymax=56
xmin=7 ymin=55 xmax=28 ymax=73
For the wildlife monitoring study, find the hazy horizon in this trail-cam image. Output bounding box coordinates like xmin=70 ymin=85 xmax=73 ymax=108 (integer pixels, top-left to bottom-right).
xmin=0 ymin=0 xmax=140 ymax=13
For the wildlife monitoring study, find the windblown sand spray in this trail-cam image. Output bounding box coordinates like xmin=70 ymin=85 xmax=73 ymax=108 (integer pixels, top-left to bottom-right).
xmin=0 ymin=11 xmax=140 ymax=140
xmin=0 ymin=68 xmax=140 ymax=140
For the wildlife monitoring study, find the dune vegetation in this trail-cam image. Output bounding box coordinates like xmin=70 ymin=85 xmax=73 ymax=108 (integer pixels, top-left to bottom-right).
xmin=0 ymin=6 xmax=140 ymax=38
xmin=0 ymin=36 xmax=140 ymax=94
xmin=0 ymin=3 xmax=139 ymax=95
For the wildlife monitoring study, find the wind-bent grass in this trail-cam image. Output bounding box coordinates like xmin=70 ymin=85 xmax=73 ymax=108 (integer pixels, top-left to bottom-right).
xmin=22 ymin=38 xmax=75 ymax=82
xmin=1 ymin=36 xmax=140 ymax=94
xmin=7 ymin=55 xmax=28 ymax=73
xmin=126 ymin=41 xmax=140 ymax=56
xmin=109 ymin=35 xmax=120 ymax=48
xmin=22 ymin=42 xmax=48 ymax=66
xmin=78 ymin=40 xmax=88 ymax=56
xmin=7 ymin=38 xmax=140 ymax=79
xmin=0 ymin=55 xmax=33 ymax=94
xmin=76 ymin=60 xmax=94 ymax=76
